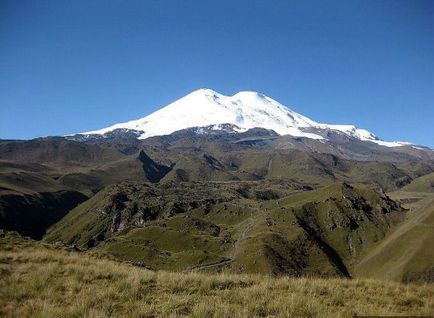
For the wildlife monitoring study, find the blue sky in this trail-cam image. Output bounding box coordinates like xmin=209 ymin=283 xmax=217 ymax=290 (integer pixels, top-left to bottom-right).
xmin=1 ymin=0 xmax=433 ymax=147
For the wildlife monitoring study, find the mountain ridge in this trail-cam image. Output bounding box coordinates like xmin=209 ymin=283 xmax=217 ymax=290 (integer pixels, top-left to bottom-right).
xmin=76 ymin=88 xmax=415 ymax=148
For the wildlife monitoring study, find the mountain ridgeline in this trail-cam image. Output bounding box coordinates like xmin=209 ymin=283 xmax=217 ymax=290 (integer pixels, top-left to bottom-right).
xmin=1 ymin=89 xmax=433 ymax=282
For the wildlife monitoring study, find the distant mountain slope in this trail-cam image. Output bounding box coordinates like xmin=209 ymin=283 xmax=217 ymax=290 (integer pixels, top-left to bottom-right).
xmin=3 ymin=132 xmax=429 ymax=196
xmin=0 ymin=138 xmax=171 ymax=195
xmin=0 ymin=139 xmax=171 ymax=238
xmin=77 ymin=88 xmax=416 ymax=148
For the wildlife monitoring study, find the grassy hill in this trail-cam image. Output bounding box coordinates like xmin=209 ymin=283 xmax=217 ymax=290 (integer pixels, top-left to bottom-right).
xmin=1 ymin=232 xmax=433 ymax=318
xmin=44 ymin=181 xmax=405 ymax=277
xmin=401 ymin=172 xmax=434 ymax=193
xmin=355 ymin=191 xmax=434 ymax=282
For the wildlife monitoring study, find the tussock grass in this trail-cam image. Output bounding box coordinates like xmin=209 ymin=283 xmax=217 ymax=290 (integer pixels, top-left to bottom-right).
xmin=0 ymin=238 xmax=433 ymax=317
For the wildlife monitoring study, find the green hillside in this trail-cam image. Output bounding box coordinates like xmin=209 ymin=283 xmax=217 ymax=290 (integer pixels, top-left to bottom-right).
xmin=401 ymin=172 xmax=434 ymax=193
xmin=355 ymin=191 xmax=434 ymax=282
xmin=45 ymin=181 xmax=405 ymax=277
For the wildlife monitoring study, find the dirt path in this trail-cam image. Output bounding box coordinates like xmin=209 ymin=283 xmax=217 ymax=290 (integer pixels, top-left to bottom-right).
xmin=186 ymin=217 xmax=255 ymax=271
xmin=267 ymin=157 xmax=273 ymax=176
xmin=230 ymin=218 xmax=255 ymax=259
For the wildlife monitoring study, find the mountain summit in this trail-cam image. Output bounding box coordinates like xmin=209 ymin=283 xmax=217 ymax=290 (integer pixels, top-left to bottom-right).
xmin=79 ymin=88 xmax=409 ymax=147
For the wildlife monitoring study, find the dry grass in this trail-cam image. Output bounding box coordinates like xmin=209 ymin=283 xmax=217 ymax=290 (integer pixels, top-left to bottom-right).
xmin=0 ymin=239 xmax=433 ymax=318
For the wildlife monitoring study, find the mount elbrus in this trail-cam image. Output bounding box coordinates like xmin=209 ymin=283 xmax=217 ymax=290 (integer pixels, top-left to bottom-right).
xmin=78 ymin=88 xmax=413 ymax=147
xmin=1 ymin=89 xmax=433 ymax=282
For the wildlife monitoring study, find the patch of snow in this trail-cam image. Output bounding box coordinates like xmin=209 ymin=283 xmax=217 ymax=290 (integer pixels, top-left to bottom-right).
xmin=316 ymin=124 xmax=411 ymax=147
xmin=410 ymin=145 xmax=432 ymax=151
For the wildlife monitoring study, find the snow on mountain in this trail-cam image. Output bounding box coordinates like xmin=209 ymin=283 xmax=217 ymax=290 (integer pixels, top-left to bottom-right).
xmin=80 ymin=88 xmax=410 ymax=147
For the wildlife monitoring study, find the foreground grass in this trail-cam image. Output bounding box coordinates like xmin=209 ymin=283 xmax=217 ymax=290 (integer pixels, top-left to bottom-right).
xmin=0 ymin=236 xmax=433 ymax=317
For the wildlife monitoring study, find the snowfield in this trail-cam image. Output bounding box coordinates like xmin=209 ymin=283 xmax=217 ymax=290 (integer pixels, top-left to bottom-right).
xmin=81 ymin=88 xmax=410 ymax=147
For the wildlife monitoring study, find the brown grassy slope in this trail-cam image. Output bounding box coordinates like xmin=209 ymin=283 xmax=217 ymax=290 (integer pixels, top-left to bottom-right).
xmin=355 ymin=191 xmax=434 ymax=283
xmin=1 ymin=233 xmax=433 ymax=318
xmin=401 ymin=172 xmax=434 ymax=193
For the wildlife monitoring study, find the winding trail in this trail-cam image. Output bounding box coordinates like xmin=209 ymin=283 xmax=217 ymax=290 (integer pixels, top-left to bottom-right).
xmin=186 ymin=217 xmax=255 ymax=271
xmin=267 ymin=157 xmax=273 ymax=176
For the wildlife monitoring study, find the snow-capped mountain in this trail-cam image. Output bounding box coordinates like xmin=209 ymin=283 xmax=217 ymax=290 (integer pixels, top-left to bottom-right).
xmin=79 ymin=88 xmax=410 ymax=147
